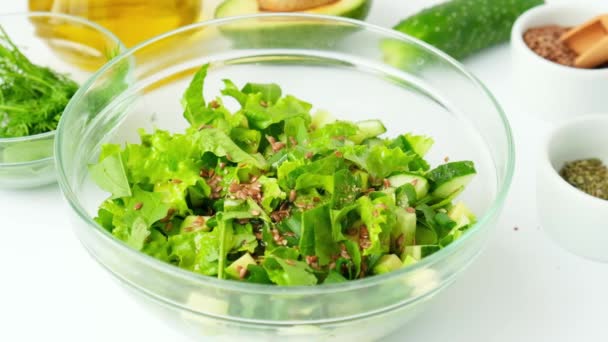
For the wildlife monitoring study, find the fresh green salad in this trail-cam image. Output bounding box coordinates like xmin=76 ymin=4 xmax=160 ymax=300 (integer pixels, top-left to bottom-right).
xmin=91 ymin=64 xmax=477 ymax=286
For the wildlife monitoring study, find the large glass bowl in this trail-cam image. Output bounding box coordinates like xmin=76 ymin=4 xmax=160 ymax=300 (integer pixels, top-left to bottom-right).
xmin=0 ymin=12 xmax=124 ymax=189
xmin=56 ymin=14 xmax=514 ymax=341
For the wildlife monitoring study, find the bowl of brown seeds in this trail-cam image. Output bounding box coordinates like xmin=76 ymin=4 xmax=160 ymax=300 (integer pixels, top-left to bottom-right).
xmin=511 ymin=1 xmax=608 ymax=121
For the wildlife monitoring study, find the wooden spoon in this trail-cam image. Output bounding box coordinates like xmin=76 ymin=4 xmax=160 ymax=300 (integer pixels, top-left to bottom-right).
xmin=560 ymin=14 xmax=608 ymax=69
xmin=258 ymin=0 xmax=337 ymax=12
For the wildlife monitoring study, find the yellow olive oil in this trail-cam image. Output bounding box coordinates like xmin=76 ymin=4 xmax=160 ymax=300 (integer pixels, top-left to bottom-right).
xmin=29 ymin=0 xmax=203 ymax=47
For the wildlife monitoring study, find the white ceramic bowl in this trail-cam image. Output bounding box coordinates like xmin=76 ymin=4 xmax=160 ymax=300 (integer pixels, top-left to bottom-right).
xmin=511 ymin=1 xmax=608 ymax=121
xmin=537 ymin=114 xmax=608 ymax=262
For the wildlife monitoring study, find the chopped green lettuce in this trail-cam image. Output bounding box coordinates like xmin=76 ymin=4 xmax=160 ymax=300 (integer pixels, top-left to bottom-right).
xmin=90 ymin=63 xmax=478 ymax=286
xmin=263 ymin=249 xmax=318 ymax=286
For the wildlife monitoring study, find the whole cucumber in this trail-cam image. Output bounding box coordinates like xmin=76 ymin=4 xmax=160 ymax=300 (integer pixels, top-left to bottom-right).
xmin=393 ymin=0 xmax=544 ymax=60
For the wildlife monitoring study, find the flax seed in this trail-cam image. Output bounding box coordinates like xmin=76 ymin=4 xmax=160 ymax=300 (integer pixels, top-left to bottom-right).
xmin=523 ymin=25 xmax=577 ymax=66
xmin=289 ymin=189 xmax=297 ymax=202
xmin=305 ymin=255 xmax=318 ymax=265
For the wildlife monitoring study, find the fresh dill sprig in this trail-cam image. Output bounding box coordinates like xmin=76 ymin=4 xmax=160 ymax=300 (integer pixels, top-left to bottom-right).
xmin=0 ymin=26 xmax=79 ymax=138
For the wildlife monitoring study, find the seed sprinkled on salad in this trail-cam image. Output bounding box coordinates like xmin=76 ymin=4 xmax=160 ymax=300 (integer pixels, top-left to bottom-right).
xmin=90 ymin=64 xmax=478 ymax=286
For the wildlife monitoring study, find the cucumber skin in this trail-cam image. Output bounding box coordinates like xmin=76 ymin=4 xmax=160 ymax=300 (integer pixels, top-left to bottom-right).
xmin=393 ymin=0 xmax=544 ymax=60
xmin=427 ymin=161 xmax=476 ymax=187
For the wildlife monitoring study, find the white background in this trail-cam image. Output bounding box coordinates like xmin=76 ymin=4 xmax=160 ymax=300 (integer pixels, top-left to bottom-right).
xmin=1 ymin=1 xmax=607 ymax=341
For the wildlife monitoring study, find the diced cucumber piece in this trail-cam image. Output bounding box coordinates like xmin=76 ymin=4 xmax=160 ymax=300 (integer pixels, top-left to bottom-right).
xmin=311 ymin=110 xmax=336 ymax=129
xmin=429 ymin=186 xmax=464 ymax=209
xmin=388 ymin=173 xmax=429 ymax=199
xmin=393 ymin=207 xmax=416 ymax=246
xmin=350 ymin=120 xmax=387 ymax=144
xmin=402 ymin=254 xmax=418 ymax=267
xmin=405 ymin=268 xmax=440 ymax=297
xmin=381 ymin=187 xmax=396 ymax=200
xmin=225 ymin=253 xmax=256 ymax=280
xmin=184 ymin=292 xmax=229 ymax=316
xmin=364 ymin=138 xmax=384 ymax=148
xmin=448 ymin=202 xmax=477 ymax=228
xmin=427 ymin=161 xmax=476 ymax=199
xmin=404 ymin=133 xmax=434 ymax=157
xmin=373 ymin=254 xmax=402 ymax=275
xmin=402 ymin=245 xmax=440 ymax=261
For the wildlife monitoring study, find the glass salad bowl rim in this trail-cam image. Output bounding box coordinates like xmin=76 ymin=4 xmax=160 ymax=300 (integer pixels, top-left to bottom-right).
xmin=56 ymin=13 xmax=516 ymax=296
xmin=0 ymin=11 xmax=125 ymax=166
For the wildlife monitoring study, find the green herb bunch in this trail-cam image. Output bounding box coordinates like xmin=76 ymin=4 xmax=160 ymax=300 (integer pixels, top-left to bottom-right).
xmin=0 ymin=27 xmax=79 ymax=138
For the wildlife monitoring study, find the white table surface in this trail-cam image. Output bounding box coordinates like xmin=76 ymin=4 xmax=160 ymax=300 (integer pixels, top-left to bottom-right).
xmin=1 ymin=1 xmax=607 ymax=341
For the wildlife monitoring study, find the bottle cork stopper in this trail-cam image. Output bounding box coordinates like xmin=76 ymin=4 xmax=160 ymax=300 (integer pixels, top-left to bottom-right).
xmin=560 ymin=14 xmax=608 ymax=69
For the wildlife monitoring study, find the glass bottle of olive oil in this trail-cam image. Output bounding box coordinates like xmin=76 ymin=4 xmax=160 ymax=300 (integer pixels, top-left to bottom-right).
xmin=28 ymin=0 xmax=203 ymax=47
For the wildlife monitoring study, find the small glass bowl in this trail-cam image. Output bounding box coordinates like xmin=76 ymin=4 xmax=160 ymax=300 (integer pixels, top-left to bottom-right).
xmin=0 ymin=12 xmax=124 ymax=189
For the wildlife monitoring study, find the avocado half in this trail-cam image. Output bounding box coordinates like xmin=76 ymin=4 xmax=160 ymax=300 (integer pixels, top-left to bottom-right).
xmin=215 ymin=0 xmax=372 ymax=20
xmin=213 ymin=0 xmax=372 ymax=49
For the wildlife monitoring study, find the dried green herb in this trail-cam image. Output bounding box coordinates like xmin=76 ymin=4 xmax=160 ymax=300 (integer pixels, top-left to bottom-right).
xmin=560 ymin=158 xmax=608 ymax=200
xmin=0 ymin=26 xmax=79 ymax=138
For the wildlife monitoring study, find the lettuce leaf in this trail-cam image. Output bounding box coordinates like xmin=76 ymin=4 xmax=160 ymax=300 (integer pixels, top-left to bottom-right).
xmin=168 ymin=230 xmax=220 ymax=276
xmin=89 ymin=144 xmax=131 ymax=199
xmin=110 ymin=186 xmax=171 ymax=250
xmin=241 ymin=82 xmax=282 ymax=104
xmin=357 ymin=195 xmax=396 ymax=256
xmin=300 ymin=203 xmax=339 ymax=266
xmin=388 ymin=133 xmax=434 ymax=171
xmin=197 ymin=128 xmax=267 ymax=169
xmin=231 ymin=223 xmax=258 ymax=253
xmin=258 ymin=176 xmax=286 ymax=212
xmin=182 ymin=64 xmax=219 ymax=126
xmin=262 ymin=248 xmax=317 ymax=286
xmin=343 ymin=144 xmax=417 ymax=179
xmin=285 ymin=154 xmax=347 ymax=189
